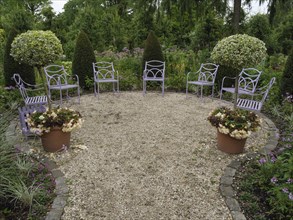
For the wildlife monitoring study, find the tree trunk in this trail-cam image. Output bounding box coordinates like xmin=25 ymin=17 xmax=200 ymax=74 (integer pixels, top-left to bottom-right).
xmin=233 ymin=0 xmax=241 ymax=33
xmin=37 ymin=66 xmax=52 ymax=110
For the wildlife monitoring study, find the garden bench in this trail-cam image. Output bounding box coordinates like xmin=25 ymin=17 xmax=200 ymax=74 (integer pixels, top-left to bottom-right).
xmin=92 ymin=62 xmax=119 ymax=98
xmin=18 ymin=105 xmax=46 ymax=139
xmin=44 ymin=65 xmax=80 ymax=105
xmin=237 ymin=77 xmax=276 ymax=112
xmin=13 ymin=74 xmax=47 ymax=106
xmin=220 ymin=68 xmax=262 ymax=100
xmin=186 ymin=63 xmax=219 ymax=99
xmin=143 ymin=60 xmax=165 ymax=96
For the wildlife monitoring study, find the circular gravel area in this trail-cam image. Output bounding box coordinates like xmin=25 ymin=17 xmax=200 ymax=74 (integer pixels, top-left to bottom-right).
xmin=48 ymin=92 xmax=268 ymax=220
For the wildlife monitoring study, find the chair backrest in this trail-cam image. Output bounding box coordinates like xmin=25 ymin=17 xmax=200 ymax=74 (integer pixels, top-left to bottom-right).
xmin=144 ymin=60 xmax=165 ymax=78
xmin=13 ymin=74 xmax=29 ymax=101
xmin=44 ymin=65 xmax=69 ymax=86
xmin=93 ymin=62 xmax=115 ymax=80
xmin=197 ymin=63 xmax=219 ymax=83
xmin=238 ymin=68 xmax=262 ymax=93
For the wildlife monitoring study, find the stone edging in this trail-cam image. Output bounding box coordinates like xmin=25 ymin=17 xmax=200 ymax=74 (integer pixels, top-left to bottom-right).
xmin=220 ymin=113 xmax=279 ymax=220
xmin=5 ymin=119 xmax=68 ymax=220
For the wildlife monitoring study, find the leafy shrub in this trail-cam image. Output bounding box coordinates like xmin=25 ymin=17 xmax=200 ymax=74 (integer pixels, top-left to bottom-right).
xmin=211 ymin=34 xmax=267 ymax=72
xmin=72 ymin=30 xmax=96 ymax=89
xmin=115 ymin=57 xmax=141 ymax=90
xmin=165 ymin=49 xmax=197 ymax=91
xmin=142 ymin=30 xmax=164 ymax=70
xmin=10 ymin=30 xmax=63 ymax=68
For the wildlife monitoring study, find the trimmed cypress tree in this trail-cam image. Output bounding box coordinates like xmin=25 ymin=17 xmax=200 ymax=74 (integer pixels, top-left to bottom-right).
xmin=281 ymin=49 xmax=293 ymax=96
xmin=3 ymin=28 xmax=35 ymax=86
xmin=142 ymin=30 xmax=164 ymax=69
xmin=72 ymin=30 xmax=96 ymax=89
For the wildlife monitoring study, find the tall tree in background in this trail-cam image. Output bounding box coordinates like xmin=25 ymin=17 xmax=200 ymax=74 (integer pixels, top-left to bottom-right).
xmin=72 ymin=30 xmax=96 ymax=89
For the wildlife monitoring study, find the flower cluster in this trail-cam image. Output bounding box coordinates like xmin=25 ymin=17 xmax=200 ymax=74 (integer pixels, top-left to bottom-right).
xmin=26 ymin=107 xmax=83 ymax=135
xmin=207 ymin=107 xmax=261 ymax=139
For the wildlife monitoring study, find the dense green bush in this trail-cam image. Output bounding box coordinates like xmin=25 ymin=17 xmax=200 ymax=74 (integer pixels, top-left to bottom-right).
xmin=3 ymin=28 xmax=35 ymax=86
xmin=72 ymin=30 xmax=96 ymax=89
xmin=281 ymin=50 xmax=293 ymax=97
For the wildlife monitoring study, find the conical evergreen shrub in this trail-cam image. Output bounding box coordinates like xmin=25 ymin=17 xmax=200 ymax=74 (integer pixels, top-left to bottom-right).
xmin=281 ymin=49 xmax=293 ymax=97
xmin=3 ymin=28 xmax=35 ymax=86
xmin=142 ymin=30 xmax=164 ymax=69
xmin=72 ymin=30 xmax=96 ymax=89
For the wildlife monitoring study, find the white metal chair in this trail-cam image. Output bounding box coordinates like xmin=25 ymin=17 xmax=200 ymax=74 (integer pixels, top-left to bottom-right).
xmin=220 ymin=68 xmax=262 ymax=100
xmin=237 ymin=77 xmax=276 ymax=112
xmin=143 ymin=60 xmax=165 ymax=96
xmin=92 ymin=62 xmax=119 ymax=98
xmin=44 ymin=65 xmax=80 ymax=105
xmin=186 ymin=63 xmax=219 ymax=99
xmin=13 ymin=73 xmax=47 ymax=106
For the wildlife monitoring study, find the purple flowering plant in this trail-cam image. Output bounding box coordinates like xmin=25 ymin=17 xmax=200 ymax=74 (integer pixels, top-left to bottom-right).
xmin=257 ymin=147 xmax=293 ymax=215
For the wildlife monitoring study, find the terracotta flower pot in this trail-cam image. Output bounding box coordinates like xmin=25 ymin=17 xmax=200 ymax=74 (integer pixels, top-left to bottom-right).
xmin=217 ymin=130 xmax=247 ymax=154
xmin=41 ymin=127 xmax=71 ymax=152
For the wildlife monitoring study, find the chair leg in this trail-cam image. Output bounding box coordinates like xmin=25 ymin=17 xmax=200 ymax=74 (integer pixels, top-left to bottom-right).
xmin=201 ymin=86 xmax=203 ymax=99
xmin=77 ymin=86 xmax=80 ymax=104
xmin=94 ymin=82 xmax=97 ymax=97
xmin=162 ymin=81 xmax=164 ymax=97
xmin=143 ymin=80 xmax=146 ymax=96
xmin=60 ymin=90 xmax=63 ymax=105
xmin=186 ymin=82 xmax=188 ymax=99
xmin=220 ymin=89 xmax=223 ymax=99
xmin=97 ymin=82 xmax=100 ymax=98
xmin=113 ymin=82 xmax=115 ymax=92
xmin=211 ymin=85 xmax=214 ymax=100
xmin=117 ymin=80 xmax=119 ymax=93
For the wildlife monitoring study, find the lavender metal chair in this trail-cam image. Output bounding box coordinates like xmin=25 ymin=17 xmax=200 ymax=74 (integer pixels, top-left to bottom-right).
xmin=220 ymin=68 xmax=262 ymax=100
xmin=143 ymin=60 xmax=165 ymax=96
xmin=44 ymin=65 xmax=80 ymax=105
xmin=13 ymin=73 xmax=47 ymax=106
xmin=18 ymin=104 xmax=46 ymax=139
xmin=186 ymin=63 xmax=219 ymax=99
xmin=92 ymin=62 xmax=119 ymax=98
xmin=237 ymin=77 xmax=275 ymax=112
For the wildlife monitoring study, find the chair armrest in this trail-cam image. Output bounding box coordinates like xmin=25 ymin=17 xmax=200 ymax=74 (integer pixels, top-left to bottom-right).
xmin=221 ymin=76 xmax=236 ymax=88
xmin=186 ymin=71 xmax=199 ymax=81
xmin=71 ymin=74 xmax=80 ymax=84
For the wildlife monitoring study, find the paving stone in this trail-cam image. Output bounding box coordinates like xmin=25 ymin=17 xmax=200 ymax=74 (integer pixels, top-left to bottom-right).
xmin=226 ymin=197 xmax=241 ymax=212
xmin=221 ymin=176 xmax=233 ymax=185
xmin=220 ymin=185 xmax=234 ymax=197
xmin=51 ymin=169 xmax=64 ymax=178
xmin=231 ymin=211 xmax=246 ymax=220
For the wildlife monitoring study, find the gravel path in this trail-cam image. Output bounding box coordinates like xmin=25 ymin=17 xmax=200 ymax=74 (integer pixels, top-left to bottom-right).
xmin=46 ymin=92 xmax=268 ymax=220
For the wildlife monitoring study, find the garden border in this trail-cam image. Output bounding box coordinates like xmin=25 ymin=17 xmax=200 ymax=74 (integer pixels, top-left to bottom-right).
xmin=5 ymin=119 xmax=68 ymax=220
xmin=219 ymin=113 xmax=279 ymax=220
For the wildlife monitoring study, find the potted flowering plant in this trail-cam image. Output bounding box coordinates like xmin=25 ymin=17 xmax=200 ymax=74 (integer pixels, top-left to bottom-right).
xmin=207 ymin=107 xmax=261 ymax=153
xmin=26 ymin=107 xmax=83 ymax=152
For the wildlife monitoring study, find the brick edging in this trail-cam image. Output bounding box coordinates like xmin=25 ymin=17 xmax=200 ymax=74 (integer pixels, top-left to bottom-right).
xmin=220 ymin=114 xmax=279 ymax=220
xmin=5 ymin=119 xmax=68 ymax=220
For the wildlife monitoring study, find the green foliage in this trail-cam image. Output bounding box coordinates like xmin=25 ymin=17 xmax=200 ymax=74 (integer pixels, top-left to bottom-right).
xmin=189 ymin=13 xmax=224 ymax=51
xmin=0 ymin=29 xmax=5 ymax=63
xmin=165 ymin=49 xmax=198 ymax=91
xmin=281 ymin=50 xmax=293 ymax=96
xmin=3 ymin=28 xmax=35 ymax=86
xmin=115 ymin=57 xmax=141 ymax=90
xmin=142 ymin=30 xmax=164 ymax=69
xmin=10 ymin=30 xmax=63 ymax=68
xmin=72 ymin=30 xmax=96 ymax=89
xmin=211 ymin=34 xmax=267 ymax=72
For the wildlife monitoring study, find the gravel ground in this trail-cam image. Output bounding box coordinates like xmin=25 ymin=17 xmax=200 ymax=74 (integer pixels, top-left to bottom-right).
xmin=30 ymin=91 xmax=269 ymax=220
